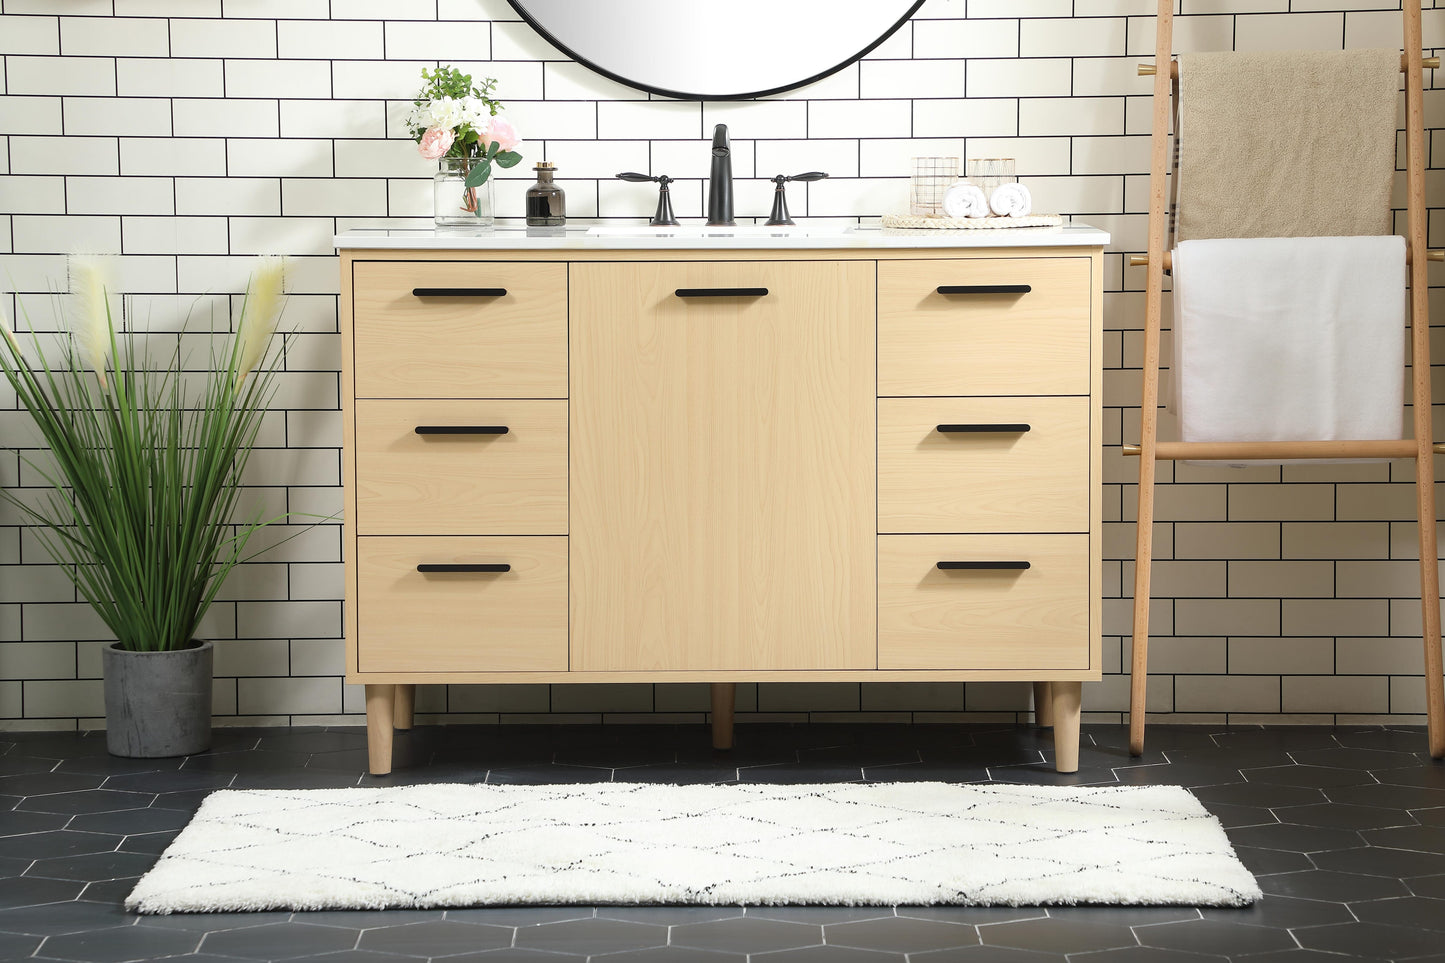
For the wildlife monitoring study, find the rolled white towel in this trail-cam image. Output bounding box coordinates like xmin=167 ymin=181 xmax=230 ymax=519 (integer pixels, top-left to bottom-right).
xmin=941 ymin=182 xmax=990 ymax=218
xmin=989 ymin=182 xmax=1032 ymax=217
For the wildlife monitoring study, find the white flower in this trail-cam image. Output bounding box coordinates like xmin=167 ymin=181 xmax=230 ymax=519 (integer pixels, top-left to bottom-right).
xmin=460 ymin=97 xmax=492 ymax=133
xmin=69 ymin=255 xmax=118 ymax=391
xmin=236 ymin=256 xmax=284 ymax=388
xmin=427 ymin=97 xmax=464 ymax=131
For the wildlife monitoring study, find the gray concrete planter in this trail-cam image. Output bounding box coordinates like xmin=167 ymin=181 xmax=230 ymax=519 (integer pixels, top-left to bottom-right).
xmin=102 ymin=640 xmax=214 ymax=758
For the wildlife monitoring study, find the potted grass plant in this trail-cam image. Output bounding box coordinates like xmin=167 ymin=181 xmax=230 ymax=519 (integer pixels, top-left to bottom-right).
xmin=0 ymin=256 xmax=288 ymax=757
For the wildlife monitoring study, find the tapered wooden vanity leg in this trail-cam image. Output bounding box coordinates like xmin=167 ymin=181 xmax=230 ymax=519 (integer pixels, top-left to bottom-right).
xmin=365 ymin=684 xmax=396 ymax=776
xmin=711 ymin=683 xmax=736 ymax=750
xmin=1051 ymin=682 xmax=1082 ymax=774
xmin=393 ymin=684 xmax=416 ymax=731
xmin=1032 ymin=682 xmax=1054 ymax=727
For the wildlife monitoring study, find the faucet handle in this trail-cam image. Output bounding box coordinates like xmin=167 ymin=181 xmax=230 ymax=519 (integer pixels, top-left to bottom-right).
xmin=765 ymin=172 xmax=829 ymax=226
xmin=615 ymin=172 xmax=679 ymax=226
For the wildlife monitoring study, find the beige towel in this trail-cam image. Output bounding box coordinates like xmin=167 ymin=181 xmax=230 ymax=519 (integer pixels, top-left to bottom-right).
xmin=1175 ymin=48 xmax=1399 ymax=242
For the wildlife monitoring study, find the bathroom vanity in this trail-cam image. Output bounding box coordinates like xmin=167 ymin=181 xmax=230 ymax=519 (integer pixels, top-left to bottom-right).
xmin=334 ymin=225 xmax=1108 ymax=775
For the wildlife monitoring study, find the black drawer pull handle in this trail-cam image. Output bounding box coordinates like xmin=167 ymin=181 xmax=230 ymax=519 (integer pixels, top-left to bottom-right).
xmin=412 ymin=287 xmax=507 ymax=298
xmin=937 ymin=423 xmax=1031 ymax=434
xmin=936 ymin=284 xmax=1032 ymax=295
xmin=675 ymin=287 xmax=769 ymax=298
xmin=937 ymin=561 xmax=1031 ymax=571
xmin=417 ymin=563 xmax=511 ymax=573
xmin=414 ymin=425 xmax=509 ymax=435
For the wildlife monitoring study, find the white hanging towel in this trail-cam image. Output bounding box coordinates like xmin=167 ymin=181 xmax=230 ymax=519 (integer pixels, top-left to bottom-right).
xmin=1172 ymin=236 xmax=1405 ymax=453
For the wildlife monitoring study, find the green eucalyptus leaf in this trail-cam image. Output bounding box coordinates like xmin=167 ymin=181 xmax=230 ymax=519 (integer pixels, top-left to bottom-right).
xmin=464 ymin=160 xmax=493 ymax=188
xmin=495 ymin=151 xmax=523 ymax=169
xmin=486 ymin=141 xmax=500 ymax=160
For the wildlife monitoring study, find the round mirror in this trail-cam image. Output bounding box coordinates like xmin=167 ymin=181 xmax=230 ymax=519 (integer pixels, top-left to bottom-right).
xmin=507 ymin=0 xmax=925 ymax=101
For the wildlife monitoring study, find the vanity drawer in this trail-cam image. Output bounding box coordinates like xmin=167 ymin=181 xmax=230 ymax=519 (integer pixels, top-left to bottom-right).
xmin=356 ymin=535 xmax=568 ymax=673
xmin=878 ymin=258 xmax=1090 ymax=396
xmin=352 ymin=261 xmax=567 ymax=399
xmin=878 ymin=396 xmax=1089 ymax=534
xmin=355 ymin=399 xmax=567 ymax=536
xmin=878 ymin=534 xmax=1089 ymax=671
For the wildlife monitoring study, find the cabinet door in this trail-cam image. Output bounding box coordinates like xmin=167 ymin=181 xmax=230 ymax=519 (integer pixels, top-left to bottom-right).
xmin=570 ymin=261 xmax=876 ymax=671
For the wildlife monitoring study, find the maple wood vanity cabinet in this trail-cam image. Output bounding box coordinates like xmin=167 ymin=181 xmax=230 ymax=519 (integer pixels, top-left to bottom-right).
xmin=335 ymin=227 xmax=1108 ymax=776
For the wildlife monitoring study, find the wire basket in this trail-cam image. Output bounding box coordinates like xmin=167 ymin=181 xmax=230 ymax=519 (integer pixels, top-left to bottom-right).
xmin=909 ymin=157 xmax=959 ymax=216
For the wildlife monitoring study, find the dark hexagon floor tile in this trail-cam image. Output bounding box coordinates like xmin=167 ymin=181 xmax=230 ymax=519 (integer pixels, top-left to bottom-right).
xmin=797 ymin=746 xmax=922 ymax=769
xmin=0 ymin=930 xmax=41 ymax=960
xmin=227 ymin=769 xmax=364 ymax=790
xmin=181 ymin=749 xmax=313 ymax=774
xmin=133 ymin=910 xmax=291 ymax=931
xmin=746 ymin=907 xmax=893 ymax=924
xmin=0 ymin=810 xmax=71 ymax=836
xmin=1311 ymin=844 xmax=1445 ymax=878
xmin=56 ymin=755 xmax=185 ymax=777
xmin=910 ymin=946 xmax=1063 ymax=963
xmin=621 ymin=766 xmax=739 ymax=785
xmin=357 ymin=919 xmax=514 ymax=956
xmin=25 ymin=849 xmax=155 ymax=883
xmin=484 ymin=767 xmax=614 ymax=786
xmin=1197 ymin=802 xmax=1278 ymax=829
xmin=671 ymin=916 xmax=823 ymax=954
xmin=1071 ymin=948 xmax=1227 ymax=963
xmin=201 ymin=921 xmax=362 ymax=959
xmin=105 ymin=770 xmax=234 ymax=794
xmin=0 ymin=831 xmax=121 ymax=861
xmin=0 ymin=773 xmax=105 ymax=797
xmin=0 ymin=755 xmax=62 ymax=776
xmin=1212 ymin=727 xmax=1341 ymax=751
xmin=1374 ymin=766 xmax=1445 ymax=789
xmin=1242 ymin=764 xmax=1377 ymax=788
xmin=1333 ymin=728 xmax=1430 ymax=752
xmin=32 ymin=923 xmax=199 ymax=962
xmin=16 ymin=790 xmax=152 ymax=816
xmin=312 ymin=747 xmax=436 ymax=775
xmin=736 ymin=766 xmax=866 ymax=785
xmin=759 ymin=947 xmax=902 ymax=963
xmin=1326 ymin=783 xmax=1445 ymax=810
xmin=978 ymin=918 xmax=1137 ymax=954
xmin=512 ymin=917 xmax=668 ymax=955
xmin=443 ymin=907 xmax=592 ymax=927
xmin=824 ymin=916 xmax=978 ymax=953
xmin=1414 ymin=807 xmax=1445 ymax=827
xmin=983 ymin=766 xmax=1119 ymax=787
xmin=357 ymin=766 xmax=489 ymax=788
xmin=599 ymin=906 xmax=746 ymax=925
xmin=1166 ymin=748 xmax=1298 ymax=770
xmin=117 ymin=830 xmax=177 ymax=855
xmin=1191 ymin=783 xmax=1326 ymax=809
xmin=1363 ymin=824 xmax=1445 ymax=853
xmin=1134 ymin=918 xmax=1296 ymax=956
xmin=255 ymin=728 xmax=368 ymax=754
xmin=895 ymin=907 xmax=1046 ymax=925
xmin=1350 ymin=895 xmax=1445 ymax=930
xmin=593 ymin=948 xmax=743 ymax=963
xmin=75 ymin=878 xmax=137 ymax=903
xmin=1258 ymin=869 xmax=1408 ymax=902
xmin=3 ymin=734 xmax=109 ymax=759
xmin=0 ymin=875 xmax=84 ymax=908
xmin=550 ymin=748 xmax=678 ymax=770
xmin=1087 ymin=724 xmax=1222 ymax=752
xmin=1273 ymin=803 xmax=1412 ymax=831
xmin=1408 ymin=874 xmax=1445 ymax=899
xmin=1295 ymin=921 xmax=1445 ymax=959
xmin=1111 ymin=763 xmax=1245 ymax=789
xmin=0 ymin=899 xmax=131 ymax=936
xmin=1234 ymin=952 xmax=1389 ymax=963
xmin=862 ymin=765 xmax=992 ymax=784
xmin=298 ymin=909 xmax=446 ymax=928
xmin=292 ymin=952 xmax=423 ymax=963
xmin=1290 ymin=746 xmax=1423 ymax=770
xmin=1200 ymin=894 xmax=1353 ymax=928
xmin=1223 ymin=845 xmax=1312 ymax=876
xmin=67 ymin=807 xmax=193 ymax=836
xmin=1227 ymin=823 xmax=1362 ymax=853
xmin=1042 ymin=906 xmax=1200 ymax=925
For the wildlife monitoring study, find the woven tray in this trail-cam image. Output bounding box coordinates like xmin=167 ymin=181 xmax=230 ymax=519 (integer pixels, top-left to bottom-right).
xmin=880 ymin=212 xmax=1063 ymax=230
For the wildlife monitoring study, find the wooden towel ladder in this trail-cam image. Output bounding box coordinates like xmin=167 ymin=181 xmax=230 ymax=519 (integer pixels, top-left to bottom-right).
xmin=1128 ymin=0 xmax=1445 ymax=759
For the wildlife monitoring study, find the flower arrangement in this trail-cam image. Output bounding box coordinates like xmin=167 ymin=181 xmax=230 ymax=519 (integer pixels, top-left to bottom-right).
xmin=0 ymin=256 xmax=290 ymax=652
xmin=408 ymin=65 xmax=522 ymax=213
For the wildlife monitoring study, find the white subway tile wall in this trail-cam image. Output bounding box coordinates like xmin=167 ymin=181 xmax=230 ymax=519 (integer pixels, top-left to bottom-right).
xmin=0 ymin=1 xmax=1441 ymax=730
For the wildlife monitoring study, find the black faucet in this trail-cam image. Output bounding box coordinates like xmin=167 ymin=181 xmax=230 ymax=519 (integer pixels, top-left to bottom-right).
xmin=706 ymin=124 xmax=735 ymax=226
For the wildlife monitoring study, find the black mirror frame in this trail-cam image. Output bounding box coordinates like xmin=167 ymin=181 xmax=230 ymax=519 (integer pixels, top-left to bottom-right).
xmin=505 ymin=0 xmax=926 ymax=102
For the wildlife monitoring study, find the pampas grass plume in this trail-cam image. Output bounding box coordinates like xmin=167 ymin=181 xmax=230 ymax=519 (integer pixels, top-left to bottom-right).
xmin=236 ymin=256 xmax=284 ymax=388
xmin=70 ymin=255 xmax=117 ymax=391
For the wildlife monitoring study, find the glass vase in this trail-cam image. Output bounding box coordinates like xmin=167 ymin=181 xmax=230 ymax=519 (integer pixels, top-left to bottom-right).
xmin=434 ymin=156 xmax=494 ymax=231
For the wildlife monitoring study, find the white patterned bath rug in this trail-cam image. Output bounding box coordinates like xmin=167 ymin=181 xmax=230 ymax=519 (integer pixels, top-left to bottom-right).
xmin=126 ymin=782 xmax=1260 ymax=913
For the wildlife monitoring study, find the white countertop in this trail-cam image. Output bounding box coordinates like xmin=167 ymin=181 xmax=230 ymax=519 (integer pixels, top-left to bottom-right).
xmin=334 ymin=224 xmax=1110 ymax=251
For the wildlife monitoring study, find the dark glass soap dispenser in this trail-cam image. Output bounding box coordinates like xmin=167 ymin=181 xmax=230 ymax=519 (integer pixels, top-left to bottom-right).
xmin=525 ymin=161 xmax=566 ymax=227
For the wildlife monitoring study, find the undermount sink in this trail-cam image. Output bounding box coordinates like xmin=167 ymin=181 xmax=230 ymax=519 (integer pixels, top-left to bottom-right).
xmin=585 ymin=225 xmax=801 ymax=237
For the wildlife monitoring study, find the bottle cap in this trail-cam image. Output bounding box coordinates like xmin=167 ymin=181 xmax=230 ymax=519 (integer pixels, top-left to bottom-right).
xmin=535 ymin=161 xmax=556 ymax=169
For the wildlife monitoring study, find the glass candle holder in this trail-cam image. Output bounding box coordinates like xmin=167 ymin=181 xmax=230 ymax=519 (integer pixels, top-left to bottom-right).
xmin=966 ymin=158 xmax=1016 ymax=201
xmin=909 ymin=157 xmax=959 ymax=216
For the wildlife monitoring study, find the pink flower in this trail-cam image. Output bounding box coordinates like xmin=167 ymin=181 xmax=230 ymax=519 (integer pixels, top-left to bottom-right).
xmin=417 ymin=126 xmax=455 ymax=160
xmin=483 ymin=117 xmax=520 ymax=153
